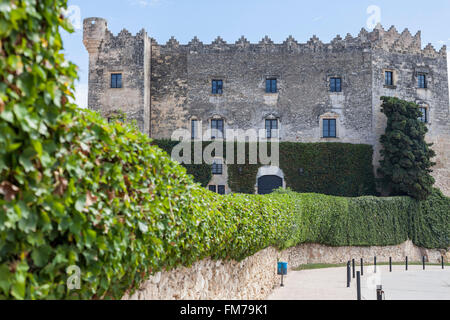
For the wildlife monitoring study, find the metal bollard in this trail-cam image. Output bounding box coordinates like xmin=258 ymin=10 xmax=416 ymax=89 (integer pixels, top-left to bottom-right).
xmin=389 ymin=257 xmax=392 ymax=272
xmin=423 ymin=256 xmax=426 ymax=270
xmin=376 ymin=285 xmax=384 ymax=301
xmin=361 ymin=258 xmax=364 ymax=276
xmin=374 ymin=256 xmax=377 ymax=273
xmin=406 ymin=256 xmax=408 ymax=271
xmin=356 ymin=271 xmax=361 ymax=301
xmin=347 ymin=261 xmax=351 ymax=288
xmin=352 ymin=259 xmax=356 ymax=279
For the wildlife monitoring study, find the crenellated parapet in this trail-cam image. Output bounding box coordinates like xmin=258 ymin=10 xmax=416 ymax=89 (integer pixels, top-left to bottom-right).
xmin=154 ymin=29 xmax=445 ymax=59
xmin=83 ymin=17 xmax=446 ymax=59
xmin=369 ymin=24 xmax=445 ymax=58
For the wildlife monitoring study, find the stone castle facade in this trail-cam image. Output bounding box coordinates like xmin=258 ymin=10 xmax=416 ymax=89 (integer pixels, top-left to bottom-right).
xmin=83 ymin=17 xmax=450 ymax=196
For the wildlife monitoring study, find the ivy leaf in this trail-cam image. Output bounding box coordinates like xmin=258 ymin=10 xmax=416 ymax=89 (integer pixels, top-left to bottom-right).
xmin=31 ymin=245 xmax=52 ymax=268
xmin=75 ymin=195 xmax=86 ymax=212
xmin=0 ymin=265 xmax=11 ymax=295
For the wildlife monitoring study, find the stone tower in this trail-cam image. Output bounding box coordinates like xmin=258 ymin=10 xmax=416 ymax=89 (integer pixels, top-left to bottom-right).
xmin=83 ymin=17 xmax=151 ymax=135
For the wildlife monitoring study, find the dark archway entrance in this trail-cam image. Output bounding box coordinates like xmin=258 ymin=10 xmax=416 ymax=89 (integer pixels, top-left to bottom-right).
xmin=258 ymin=175 xmax=283 ymax=195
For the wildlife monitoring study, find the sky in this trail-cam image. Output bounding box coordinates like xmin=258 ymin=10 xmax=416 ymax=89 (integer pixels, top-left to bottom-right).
xmin=61 ymin=0 xmax=450 ymax=107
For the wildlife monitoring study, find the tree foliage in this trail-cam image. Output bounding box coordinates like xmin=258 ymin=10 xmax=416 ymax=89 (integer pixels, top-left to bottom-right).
xmin=378 ymin=97 xmax=436 ymax=200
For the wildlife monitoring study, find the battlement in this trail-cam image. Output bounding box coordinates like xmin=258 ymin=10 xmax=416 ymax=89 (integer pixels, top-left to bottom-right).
xmin=156 ymin=25 xmax=446 ymax=58
xmin=83 ymin=17 xmax=446 ymax=59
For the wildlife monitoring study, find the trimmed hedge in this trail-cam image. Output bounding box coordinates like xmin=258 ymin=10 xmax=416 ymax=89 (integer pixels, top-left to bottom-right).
xmin=152 ymin=140 xmax=378 ymax=197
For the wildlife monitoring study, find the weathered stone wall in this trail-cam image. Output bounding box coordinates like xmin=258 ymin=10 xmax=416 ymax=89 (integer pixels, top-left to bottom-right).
xmin=150 ymin=34 xmax=374 ymax=144
xmin=123 ymin=241 xmax=447 ymax=300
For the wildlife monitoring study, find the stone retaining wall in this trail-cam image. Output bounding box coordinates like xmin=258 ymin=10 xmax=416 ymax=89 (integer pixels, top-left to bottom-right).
xmin=123 ymin=240 xmax=448 ymax=300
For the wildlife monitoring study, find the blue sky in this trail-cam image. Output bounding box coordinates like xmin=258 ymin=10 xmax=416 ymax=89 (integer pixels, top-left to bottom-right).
xmin=62 ymin=0 xmax=450 ymax=107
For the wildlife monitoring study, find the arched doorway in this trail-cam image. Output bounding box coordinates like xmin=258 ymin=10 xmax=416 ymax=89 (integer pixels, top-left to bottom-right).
xmin=256 ymin=166 xmax=285 ymax=195
xmin=258 ymin=175 xmax=283 ymax=195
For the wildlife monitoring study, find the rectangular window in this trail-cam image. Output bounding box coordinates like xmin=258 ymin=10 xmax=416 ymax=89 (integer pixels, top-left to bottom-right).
xmin=111 ymin=73 xmax=122 ymax=88
xmin=218 ymin=185 xmax=226 ymax=195
xmin=208 ymin=185 xmax=217 ymax=193
xmin=191 ymin=119 xmax=198 ymax=140
xmin=265 ymin=119 xmax=279 ymax=139
xmin=266 ymin=78 xmax=277 ymax=93
xmin=385 ymin=71 xmax=394 ymax=86
xmin=211 ymin=119 xmax=224 ymax=139
xmin=323 ymin=119 xmax=337 ymax=138
xmin=418 ymin=74 xmax=427 ymax=89
xmin=419 ymin=107 xmax=428 ymax=123
xmin=330 ymin=78 xmax=342 ymax=92
xmin=212 ymin=161 xmax=223 ymax=175
xmin=212 ymin=80 xmax=223 ymax=94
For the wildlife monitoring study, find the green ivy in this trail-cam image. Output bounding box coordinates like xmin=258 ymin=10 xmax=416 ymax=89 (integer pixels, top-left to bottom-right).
xmin=151 ymin=139 xmax=212 ymax=187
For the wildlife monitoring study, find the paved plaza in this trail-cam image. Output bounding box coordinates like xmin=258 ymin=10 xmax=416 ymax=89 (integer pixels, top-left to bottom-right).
xmin=268 ymin=265 xmax=450 ymax=300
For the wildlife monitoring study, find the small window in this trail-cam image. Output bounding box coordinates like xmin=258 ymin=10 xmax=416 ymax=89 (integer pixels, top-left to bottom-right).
xmin=323 ymin=119 xmax=337 ymax=138
xmin=218 ymin=185 xmax=226 ymax=195
xmin=418 ymin=74 xmax=427 ymax=89
xmin=209 ymin=185 xmax=217 ymax=193
xmin=385 ymin=71 xmax=394 ymax=86
xmin=212 ymin=160 xmax=223 ymax=175
xmin=211 ymin=119 xmax=224 ymax=139
xmin=191 ymin=119 xmax=198 ymax=140
xmin=265 ymin=119 xmax=279 ymax=139
xmin=419 ymin=107 xmax=428 ymax=123
xmin=330 ymin=78 xmax=342 ymax=92
xmin=111 ymin=73 xmax=122 ymax=88
xmin=266 ymin=78 xmax=277 ymax=93
xmin=212 ymin=80 xmax=223 ymax=94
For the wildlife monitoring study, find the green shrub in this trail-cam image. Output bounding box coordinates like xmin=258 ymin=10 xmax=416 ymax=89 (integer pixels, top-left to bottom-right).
xmin=151 ymin=139 xmax=212 ymax=187
xmin=378 ymin=97 xmax=436 ymax=200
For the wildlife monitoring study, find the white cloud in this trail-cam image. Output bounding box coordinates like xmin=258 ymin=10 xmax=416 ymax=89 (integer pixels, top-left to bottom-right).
xmin=72 ymin=83 xmax=88 ymax=109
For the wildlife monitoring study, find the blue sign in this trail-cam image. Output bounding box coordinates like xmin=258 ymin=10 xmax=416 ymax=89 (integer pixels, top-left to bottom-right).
xmin=277 ymin=262 xmax=288 ymax=275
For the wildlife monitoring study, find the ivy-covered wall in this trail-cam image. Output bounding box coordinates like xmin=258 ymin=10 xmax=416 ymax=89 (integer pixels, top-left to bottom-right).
xmin=152 ymin=140 xmax=378 ymax=197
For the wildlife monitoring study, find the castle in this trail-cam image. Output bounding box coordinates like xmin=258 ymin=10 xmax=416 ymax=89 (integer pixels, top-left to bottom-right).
xmin=83 ymin=17 xmax=450 ymax=196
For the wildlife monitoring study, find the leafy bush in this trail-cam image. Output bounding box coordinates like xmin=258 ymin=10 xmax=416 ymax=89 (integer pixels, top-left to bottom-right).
xmin=151 ymin=139 xmax=212 ymax=187
xmin=378 ymin=97 xmax=436 ymax=200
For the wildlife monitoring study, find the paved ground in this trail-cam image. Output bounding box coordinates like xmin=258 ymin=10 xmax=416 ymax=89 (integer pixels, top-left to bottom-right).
xmin=267 ymin=265 xmax=450 ymax=300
